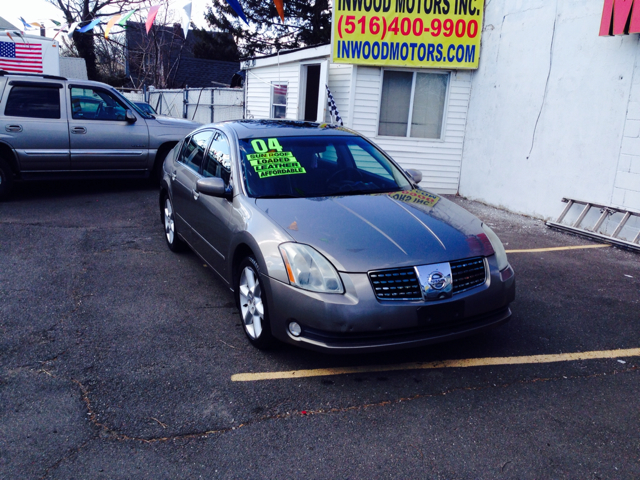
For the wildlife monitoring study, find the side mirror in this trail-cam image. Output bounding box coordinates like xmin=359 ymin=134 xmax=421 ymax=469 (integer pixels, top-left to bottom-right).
xmin=125 ymin=109 xmax=137 ymax=123
xmin=406 ymin=168 xmax=422 ymax=184
xmin=196 ymin=177 xmax=232 ymax=199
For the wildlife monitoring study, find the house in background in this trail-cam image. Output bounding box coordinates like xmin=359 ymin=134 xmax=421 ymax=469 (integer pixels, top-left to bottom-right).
xmin=125 ymin=22 xmax=239 ymax=89
xmin=0 ymin=16 xmax=18 ymax=31
xmin=242 ymin=43 xmax=471 ymax=196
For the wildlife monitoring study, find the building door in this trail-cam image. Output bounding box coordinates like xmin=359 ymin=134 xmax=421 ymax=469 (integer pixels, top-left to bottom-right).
xmin=303 ymin=64 xmax=321 ymax=122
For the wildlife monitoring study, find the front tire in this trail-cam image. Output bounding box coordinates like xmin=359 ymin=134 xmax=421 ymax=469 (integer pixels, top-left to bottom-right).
xmin=162 ymin=195 xmax=187 ymax=252
xmin=236 ymin=256 xmax=275 ymax=349
xmin=0 ymin=158 xmax=14 ymax=201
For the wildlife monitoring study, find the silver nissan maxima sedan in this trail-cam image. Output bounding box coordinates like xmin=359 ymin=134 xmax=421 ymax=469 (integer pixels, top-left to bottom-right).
xmin=159 ymin=120 xmax=515 ymax=353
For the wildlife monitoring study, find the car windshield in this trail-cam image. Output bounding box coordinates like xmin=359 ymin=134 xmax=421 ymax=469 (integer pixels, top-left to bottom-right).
xmin=111 ymin=89 xmax=154 ymax=119
xmin=239 ymin=135 xmax=411 ymax=198
xmin=135 ymin=102 xmax=157 ymax=115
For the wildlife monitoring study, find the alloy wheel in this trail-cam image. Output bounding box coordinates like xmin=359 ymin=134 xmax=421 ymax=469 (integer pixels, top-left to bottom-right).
xmin=239 ymin=266 xmax=264 ymax=339
xmin=164 ymin=198 xmax=175 ymax=244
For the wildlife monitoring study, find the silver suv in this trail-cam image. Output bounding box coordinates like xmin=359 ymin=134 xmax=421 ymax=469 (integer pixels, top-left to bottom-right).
xmin=0 ymin=71 xmax=200 ymax=199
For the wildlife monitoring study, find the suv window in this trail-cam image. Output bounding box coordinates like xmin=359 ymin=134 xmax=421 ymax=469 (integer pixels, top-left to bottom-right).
xmin=70 ymin=87 xmax=127 ymax=121
xmin=203 ymin=131 xmax=231 ymax=183
xmin=5 ymin=85 xmax=61 ymax=119
xmin=179 ymin=130 xmax=213 ymax=173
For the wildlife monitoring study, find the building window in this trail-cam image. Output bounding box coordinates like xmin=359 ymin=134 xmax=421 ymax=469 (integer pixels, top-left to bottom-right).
xmin=378 ymin=70 xmax=448 ymax=139
xmin=271 ymin=83 xmax=287 ymax=118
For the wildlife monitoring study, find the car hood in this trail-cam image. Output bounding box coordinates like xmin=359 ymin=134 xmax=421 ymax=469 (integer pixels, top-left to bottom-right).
xmin=151 ymin=116 xmax=200 ymax=128
xmin=254 ymin=189 xmax=494 ymax=272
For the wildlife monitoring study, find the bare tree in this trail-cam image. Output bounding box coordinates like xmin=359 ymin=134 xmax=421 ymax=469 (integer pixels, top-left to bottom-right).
xmin=48 ymin=0 xmax=149 ymax=80
xmin=125 ymin=6 xmax=188 ymax=89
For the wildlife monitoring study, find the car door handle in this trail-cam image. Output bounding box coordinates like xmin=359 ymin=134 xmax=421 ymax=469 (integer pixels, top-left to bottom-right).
xmin=192 ymin=189 xmax=200 ymax=201
xmin=5 ymin=124 xmax=22 ymax=132
xmin=71 ymin=126 xmax=87 ymax=134
xmin=171 ymin=170 xmax=177 ymax=181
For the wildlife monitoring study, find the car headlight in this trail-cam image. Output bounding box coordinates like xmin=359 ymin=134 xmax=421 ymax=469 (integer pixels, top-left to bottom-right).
xmin=279 ymin=243 xmax=344 ymax=294
xmin=481 ymin=223 xmax=510 ymax=271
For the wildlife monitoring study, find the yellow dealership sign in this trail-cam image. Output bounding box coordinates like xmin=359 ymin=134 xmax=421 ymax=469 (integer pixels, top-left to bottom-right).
xmin=331 ymin=0 xmax=484 ymax=69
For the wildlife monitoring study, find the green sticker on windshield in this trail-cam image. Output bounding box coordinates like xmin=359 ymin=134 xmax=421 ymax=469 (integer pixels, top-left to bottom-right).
xmin=252 ymin=154 xmax=306 ymax=178
xmin=257 ymin=165 xmax=306 ymax=178
xmin=247 ymin=142 xmax=306 ymax=178
xmin=247 ymin=151 xmax=295 ymax=161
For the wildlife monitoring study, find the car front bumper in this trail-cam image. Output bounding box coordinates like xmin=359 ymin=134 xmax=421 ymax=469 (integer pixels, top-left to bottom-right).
xmin=261 ymin=256 xmax=516 ymax=353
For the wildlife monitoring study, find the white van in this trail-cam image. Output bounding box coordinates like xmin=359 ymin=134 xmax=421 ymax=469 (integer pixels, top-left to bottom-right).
xmin=0 ymin=31 xmax=60 ymax=76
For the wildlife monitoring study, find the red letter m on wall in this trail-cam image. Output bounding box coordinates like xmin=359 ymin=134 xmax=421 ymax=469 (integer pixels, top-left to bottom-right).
xmin=600 ymin=0 xmax=640 ymax=35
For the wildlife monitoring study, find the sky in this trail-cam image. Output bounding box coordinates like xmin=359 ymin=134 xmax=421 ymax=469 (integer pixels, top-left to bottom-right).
xmin=1 ymin=0 xmax=211 ymax=38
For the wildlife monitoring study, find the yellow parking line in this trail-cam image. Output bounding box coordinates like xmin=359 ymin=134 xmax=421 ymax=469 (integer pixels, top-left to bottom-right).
xmin=231 ymin=348 xmax=640 ymax=382
xmin=506 ymin=244 xmax=610 ymax=253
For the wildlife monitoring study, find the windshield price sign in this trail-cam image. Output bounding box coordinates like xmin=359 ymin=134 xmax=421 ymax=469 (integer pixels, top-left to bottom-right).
xmin=332 ymin=0 xmax=484 ymax=69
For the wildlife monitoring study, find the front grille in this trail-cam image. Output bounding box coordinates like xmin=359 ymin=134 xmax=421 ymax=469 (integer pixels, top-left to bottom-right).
xmin=451 ymin=257 xmax=486 ymax=293
xmin=369 ymin=267 xmax=422 ymax=300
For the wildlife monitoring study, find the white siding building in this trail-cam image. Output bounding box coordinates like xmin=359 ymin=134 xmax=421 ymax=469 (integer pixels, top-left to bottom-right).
xmin=243 ymin=44 xmax=471 ymax=194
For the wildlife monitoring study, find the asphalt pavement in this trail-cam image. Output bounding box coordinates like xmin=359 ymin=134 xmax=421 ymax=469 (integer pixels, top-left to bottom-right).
xmin=1 ymin=179 xmax=639 ymax=479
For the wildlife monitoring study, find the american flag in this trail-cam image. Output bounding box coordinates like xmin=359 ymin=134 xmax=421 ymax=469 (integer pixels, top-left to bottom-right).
xmin=0 ymin=41 xmax=43 ymax=74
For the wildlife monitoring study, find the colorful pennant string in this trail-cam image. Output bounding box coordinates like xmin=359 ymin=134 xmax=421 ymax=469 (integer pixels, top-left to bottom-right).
xmin=19 ymin=17 xmax=36 ymax=30
xmin=146 ymin=5 xmax=161 ymax=33
xmin=16 ymin=2 xmax=210 ymax=40
xmin=181 ymin=2 xmax=192 ymax=39
xmin=118 ymin=9 xmax=138 ymax=26
xmin=273 ymin=0 xmax=284 ymax=22
xmin=104 ymin=14 xmax=121 ymax=38
xmin=225 ymin=0 xmax=249 ymax=25
xmin=66 ymin=21 xmax=80 ymax=38
xmin=77 ymin=18 xmax=101 ymax=33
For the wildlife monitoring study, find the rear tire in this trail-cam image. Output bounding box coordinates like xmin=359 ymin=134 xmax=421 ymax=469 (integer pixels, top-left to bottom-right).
xmin=235 ymin=256 xmax=275 ymax=349
xmin=161 ymin=195 xmax=187 ymax=252
xmin=0 ymin=158 xmax=14 ymax=201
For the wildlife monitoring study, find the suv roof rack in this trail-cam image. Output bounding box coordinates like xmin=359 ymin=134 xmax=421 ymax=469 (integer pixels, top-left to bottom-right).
xmin=0 ymin=70 xmax=67 ymax=81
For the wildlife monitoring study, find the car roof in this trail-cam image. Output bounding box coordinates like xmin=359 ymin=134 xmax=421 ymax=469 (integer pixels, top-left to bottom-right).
xmin=221 ymin=119 xmax=360 ymax=139
xmin=0 ymin=72 xmax=120 ymax=91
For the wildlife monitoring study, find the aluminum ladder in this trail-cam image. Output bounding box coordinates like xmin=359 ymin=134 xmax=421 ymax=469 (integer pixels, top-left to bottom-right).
xmin=546 ymin=198 xmax=640 ymax=252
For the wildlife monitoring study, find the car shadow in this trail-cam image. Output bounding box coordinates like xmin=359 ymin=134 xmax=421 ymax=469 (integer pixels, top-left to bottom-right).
xmin=9 ymin=178 xmax=157 ymax=201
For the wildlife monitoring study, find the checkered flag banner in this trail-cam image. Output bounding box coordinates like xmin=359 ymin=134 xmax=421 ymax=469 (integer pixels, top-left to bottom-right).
xmin=326 ymin=85 xmax=343 ymax=126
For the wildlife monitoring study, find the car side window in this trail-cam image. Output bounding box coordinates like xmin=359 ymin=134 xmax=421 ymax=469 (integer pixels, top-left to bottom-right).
xmin=5 ymin=85 xmax=61 ymax=119
xmin=203 ymin=131 xmax=231 ymax=183
xmin=179 ymin=130 xmax=213 ymax=173
xmin=70 ymin=87 xmax=127 ymax=121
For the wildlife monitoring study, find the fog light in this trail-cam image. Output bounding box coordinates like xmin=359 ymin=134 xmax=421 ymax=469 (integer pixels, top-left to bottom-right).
xmin=289 ymin=322 xmax=301 ymax=337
